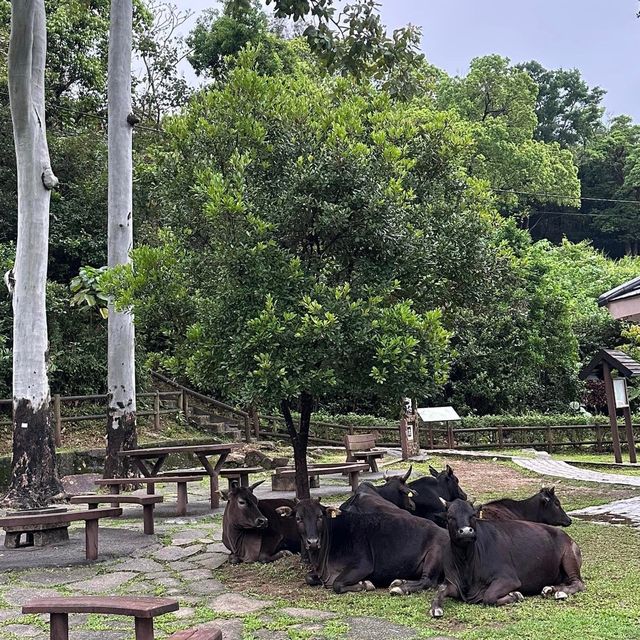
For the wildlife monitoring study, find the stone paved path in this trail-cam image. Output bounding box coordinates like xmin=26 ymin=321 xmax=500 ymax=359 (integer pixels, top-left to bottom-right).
xmin=0 ymin=473 xmax=443 ymax=640
xmin=510 ymin=450 xmax=640 ymax=487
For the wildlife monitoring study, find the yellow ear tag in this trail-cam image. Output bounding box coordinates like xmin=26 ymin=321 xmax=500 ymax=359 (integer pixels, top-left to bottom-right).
xmin=479 ymin=509 xmax=484 ymax=519
xmin=331 ymin=511 xmax=337 ymax=518
xmin=408 ymin=491 xmax=414 ymax=497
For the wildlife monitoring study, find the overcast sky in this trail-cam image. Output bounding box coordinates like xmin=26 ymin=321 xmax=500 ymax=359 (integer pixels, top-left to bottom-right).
xmin=173 ymin=0 xmax=640 ymax=121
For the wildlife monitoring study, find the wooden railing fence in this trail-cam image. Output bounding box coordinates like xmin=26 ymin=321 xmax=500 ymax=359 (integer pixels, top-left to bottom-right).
xmin=257 ymin=416 xmax=631 ymax=454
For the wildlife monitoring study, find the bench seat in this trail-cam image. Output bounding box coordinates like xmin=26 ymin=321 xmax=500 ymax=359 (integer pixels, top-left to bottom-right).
xmin=344 ymin=433 xmax=385 ymax=472
xmin=70 ymin=495 xmax=163 ymax=535
xmin=95 ymin=476 xmax=204 ymax=517
xmin=0 ymin=508 xmax=122 ymax=560
xmin=22 ymin=596 xmax=180 ymax=640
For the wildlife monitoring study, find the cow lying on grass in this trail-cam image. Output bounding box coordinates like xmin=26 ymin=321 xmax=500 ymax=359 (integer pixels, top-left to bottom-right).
xmin=430 ymin=499 xmax=585 ymax=618
xmin=221 ymin=481 xmax=300 ymax=564
xmin=478 ymin=487 xmax=572 ymax=526
xmin=277 ymin=495 xmax=447 ymax=594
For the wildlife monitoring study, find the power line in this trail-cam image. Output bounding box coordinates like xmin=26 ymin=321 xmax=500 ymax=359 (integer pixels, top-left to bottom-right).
xmin=492 ymin=188 xmax=640 ymax=206
xmin=528 ymin=210 xmax=640 ymax=220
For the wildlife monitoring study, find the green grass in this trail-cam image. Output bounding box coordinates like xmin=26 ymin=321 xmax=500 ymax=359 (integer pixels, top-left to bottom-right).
xmin=219 ymin=520 xmax=640 ymax=640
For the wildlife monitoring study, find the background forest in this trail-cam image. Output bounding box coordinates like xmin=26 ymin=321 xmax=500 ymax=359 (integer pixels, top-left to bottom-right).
xmin=1 ymin=0 xmax=640 ymax=419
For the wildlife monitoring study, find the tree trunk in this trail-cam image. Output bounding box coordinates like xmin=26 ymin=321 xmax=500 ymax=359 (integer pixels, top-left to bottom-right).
xmin=3 ymin=0 xmax=63 ymax=508
xmin=105 ymin=0 xmax=137 ymax=478
xmin=281 ymin=395 xmax=312 ymax=499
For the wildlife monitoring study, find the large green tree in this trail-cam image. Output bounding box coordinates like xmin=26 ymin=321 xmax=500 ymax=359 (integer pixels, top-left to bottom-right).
xmin=518 ymin=60 xmax=605 ymax=147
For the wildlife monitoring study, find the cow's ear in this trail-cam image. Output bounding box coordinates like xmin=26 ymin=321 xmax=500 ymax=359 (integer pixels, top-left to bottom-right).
xmin=429 ymin=466 xmax=439 ymax=478
xmin=325 ymin=507 xmax=342 ymax=519
xmin=446 ymin=464 xmax=453 ymax=476
xmin=219 ymin=489 xmax=229 ymax=502
xmin=276 ymin=506 xmax=293 ymax=518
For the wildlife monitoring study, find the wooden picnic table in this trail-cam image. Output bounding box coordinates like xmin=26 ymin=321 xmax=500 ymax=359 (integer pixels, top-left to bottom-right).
xmin=118 ymin=443 xmax=236 ymax=509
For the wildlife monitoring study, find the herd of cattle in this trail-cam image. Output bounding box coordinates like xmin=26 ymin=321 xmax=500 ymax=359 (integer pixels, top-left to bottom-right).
xmin=221 ymin=465 xmax=585 ymax=617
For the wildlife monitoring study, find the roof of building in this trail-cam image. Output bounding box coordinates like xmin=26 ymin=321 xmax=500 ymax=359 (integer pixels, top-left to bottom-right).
xmin=579 ymin=348 xmax=640 ymax=380
xmin=598 ymin=276 xmax=640 ymax=307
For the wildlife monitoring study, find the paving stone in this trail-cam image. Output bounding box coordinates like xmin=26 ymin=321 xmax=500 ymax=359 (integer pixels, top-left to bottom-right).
xmin=210 ymin=593 xmax=273 ymax=614
xmin=173 ymin=607 xmax=196 ymax=619
xmin=181 ymin=568 xmax=213 ymax=581
xmin=167 ymin=561 xmax=198 ymax=572
xmin=4 ymin=587 xmax=63 ymax=606
xmin=109 ymin=558 xmax=165 ymax=573
xmin=154 ymin=576 xmax=182 ymax=588
xmin=0 ymin=609 xmax=21 ymax=622
xmin=200 ymin=620 xmax=243 ymax=640
xmin=69 ymin=632 xmax=128 ymax=640
xmin=345 ymin=616 xmax=419 ymax=640
xmin=206 ymin=542 xmax=228 ymax=554
xmin=194 ymin=553 xmax=228 ymax=570
xmin=186 ymin=578 xmax=225 ymax=595
xmin=254 ymin=631 xmax=288 ymax=640
xmin=68 ymin=571 xmax=138 ymax=593
xmin=17 ymin=566 xmax=96 ymax=586
xmin=2 ymin=623 xmax=44 ymax=637
xmin=281 ymin=607 xmax=337 ymax=620
xmin=154 ymin=544 xmax=204 ymax=561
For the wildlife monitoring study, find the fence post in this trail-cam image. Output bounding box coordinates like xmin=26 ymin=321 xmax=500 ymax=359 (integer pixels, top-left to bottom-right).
xmin=497 ymin=424 xmax=504 ymax=449
xmin=447 ymin=422 xmax=454 ymax=449
xmin=243 ymin=415 xmax=251 ymax=443
xmin=183 ymin=392 xmax=189 ymax=420
xmin=428 ymin=423 xmax=434 ymax=449
xmin=546 ymin=425 xmax=553 ymax=454
xmin=177 ymin=390 xmax=183 ymax=413
xmin=154 ymin=391 xmax=161 ymax=431
xmin=53 ymin=394 xmax=62 ymax=447
xmin=596 ymin=423 xmax=602 ymax=452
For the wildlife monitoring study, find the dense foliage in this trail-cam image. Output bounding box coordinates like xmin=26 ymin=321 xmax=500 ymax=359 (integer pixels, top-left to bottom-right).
xmin=1 ymin=0 xmax=639 ymax=426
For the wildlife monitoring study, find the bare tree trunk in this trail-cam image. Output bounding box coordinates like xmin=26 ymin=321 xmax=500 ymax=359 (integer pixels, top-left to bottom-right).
xmin=105 ymin=0 xmax=137 ymax=478
xmin=3 ymin=0 xmax=63 ymax=508
xmin=281 ymin=393 xmax=312 ymax=499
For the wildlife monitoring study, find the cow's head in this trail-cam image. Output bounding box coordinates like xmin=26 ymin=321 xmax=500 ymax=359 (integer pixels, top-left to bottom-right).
xmin=377 ymin=466 xmax=417 ymax=511
xmin=536 ymin=487 xmax=572 ymax=527
xmin=430 ymin=464 xmax=467 ymax=502
xmin=276 ymin=497 xmax=339 ymax=551
xmin=221 ymin=481 xmax=269 ymax=529
xmin=444 ymin=499 xmax=478 ymax=545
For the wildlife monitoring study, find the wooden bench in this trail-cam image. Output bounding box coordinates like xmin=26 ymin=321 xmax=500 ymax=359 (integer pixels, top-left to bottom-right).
xmin=94 ymin=476 xmax=204 ymax=517
xmin=70 ymin=494 xmax=163 ymax=535
xmin=21 ymin=596 xmax=221 ymax=640
xmin=272 ymin=463 xmax=369 ymax=492
xmin=344 ymin=433 xmax=385 ymax=472
xmin=0 ymin=508 xmax=122 ymax=561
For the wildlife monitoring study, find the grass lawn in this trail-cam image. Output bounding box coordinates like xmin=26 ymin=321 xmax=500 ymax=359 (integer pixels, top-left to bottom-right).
xmin=217 ymin=454 xmax=640 ymax=640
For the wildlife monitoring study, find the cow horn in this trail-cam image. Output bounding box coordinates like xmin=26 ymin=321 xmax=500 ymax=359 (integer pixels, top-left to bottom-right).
xmin=402 ymin=465 xmax=412 ymax=483
xmin=249 ymin=480 xmax=265 ymax=491
xmin=429 ymin=465 xmax=439 ymax=478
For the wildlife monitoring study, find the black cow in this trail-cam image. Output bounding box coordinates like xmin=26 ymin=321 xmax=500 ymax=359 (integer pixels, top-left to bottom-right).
xmin=341 ymin=467 xmax=417 ymax=513
xmin=430 ymin=499 xmax=585 ymax=618
xmin=222 ymin=481 xmax=300 ymax=564
xmin=406 ymin=465 xmax=468 ymax=526
xmin=479 ymin=487 xmax=572 ymax=526
xmin=277 ymin=496 xmax=447 ymax=595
